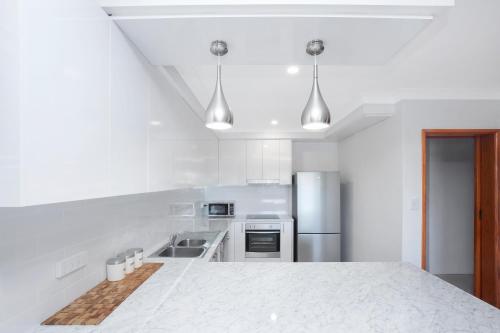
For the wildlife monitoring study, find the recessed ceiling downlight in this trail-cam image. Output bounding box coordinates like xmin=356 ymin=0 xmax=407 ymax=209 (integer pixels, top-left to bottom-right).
xmin=271 ymin=120 xmax=278 ymax=125
xmin=287 ymin=66 xmax=299 ymax=75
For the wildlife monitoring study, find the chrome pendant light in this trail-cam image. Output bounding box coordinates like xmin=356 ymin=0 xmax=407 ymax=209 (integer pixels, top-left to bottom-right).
xmin=301 ymin=40 xmax=331 ymax=130
xmin=205 ymin=40 xmax=233 ymax=130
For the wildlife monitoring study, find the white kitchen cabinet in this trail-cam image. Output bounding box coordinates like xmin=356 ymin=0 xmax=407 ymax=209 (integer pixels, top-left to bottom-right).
xmin=173 ymin=140 xmax=219 ymax=188
xmin=262 ymin=140 xmax=280 ymax=180
xmin=246 ymin=141 xmax=263 ymax=181
xmin=279 ymin=140 xmax=292 ymax=185
xmin=20 ymin=1 xmax=110 ymax=205
xmin=223 ymin=227 xmax=235 ymax=262
xmin=148 ymin=139 xmax=175 ymax=191
xmin=0 ymin=0 xmax=219 ymax=206
xmin=148 ymin=69 xmax=218 ymax=193
xmin=280 ymin=222 xmax=294 ymax=262
xmin=219 ymin=140 xmax=246 ymax=186
xmin=108 ymin=24 xmax=149 ymax=196
xmin=233 ymin=222 xmax=246 ymax=262
xmin=246 ymin=140 xmax=290 ymax=184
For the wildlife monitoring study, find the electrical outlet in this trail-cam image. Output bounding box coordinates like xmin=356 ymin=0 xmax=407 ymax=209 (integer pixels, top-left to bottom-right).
xmin=55 ymin=251 xmax=88 ymax=279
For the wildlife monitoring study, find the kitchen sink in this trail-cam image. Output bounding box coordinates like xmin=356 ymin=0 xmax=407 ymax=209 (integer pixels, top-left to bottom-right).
xmin=149 ymin=231 xmax=220 ymax=259
xmin=158 ymin=246 xmax=205 ymax=258
xmin=176 ymin=239 xmax=207 ymax=247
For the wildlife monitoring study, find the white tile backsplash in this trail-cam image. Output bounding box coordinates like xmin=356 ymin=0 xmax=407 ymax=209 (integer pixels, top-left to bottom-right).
xmin=0 ymin=184 xmax=292 ymax=332
xmin=0 ymin=188 xmax=204 ymax=333
xmin=205 ymin=185 xmax=292 ymax=215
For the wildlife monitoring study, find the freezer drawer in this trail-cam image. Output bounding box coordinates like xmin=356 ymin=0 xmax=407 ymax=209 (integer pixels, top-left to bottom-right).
xmin=297 ymin=233 xmax=340 ymax=262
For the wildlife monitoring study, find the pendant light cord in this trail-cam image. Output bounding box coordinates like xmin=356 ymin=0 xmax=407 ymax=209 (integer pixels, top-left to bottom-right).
xmin=314 ymin=54 xmax=318 ymax=79
xmin=217 ymin=55 xmax=221 ymax=81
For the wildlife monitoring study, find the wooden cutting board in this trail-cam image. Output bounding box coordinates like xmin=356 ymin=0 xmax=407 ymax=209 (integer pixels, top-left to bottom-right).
xmin=42 ymin=263 xmax=163 ymax=325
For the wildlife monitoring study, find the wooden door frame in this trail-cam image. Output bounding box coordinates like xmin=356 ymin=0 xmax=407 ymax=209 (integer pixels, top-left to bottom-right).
xmin=421 ymin=129 xmax=499 ymax=302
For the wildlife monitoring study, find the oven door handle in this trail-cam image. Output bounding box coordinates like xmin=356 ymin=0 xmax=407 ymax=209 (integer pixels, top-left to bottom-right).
xmin=245 ymin=230 xmax=280 ymax=234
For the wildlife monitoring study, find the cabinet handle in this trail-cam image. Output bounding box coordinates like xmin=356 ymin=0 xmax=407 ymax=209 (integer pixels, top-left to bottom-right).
xmin=241 ymin=223 xmax=243 ymax=233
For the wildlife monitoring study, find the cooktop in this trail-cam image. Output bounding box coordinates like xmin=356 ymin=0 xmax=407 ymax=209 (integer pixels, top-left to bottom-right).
xmin=246 ymin=214 xmax=280 ymax=220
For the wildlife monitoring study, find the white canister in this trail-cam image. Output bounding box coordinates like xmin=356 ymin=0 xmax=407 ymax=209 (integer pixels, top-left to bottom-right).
xmin=106 ymin=256 xmax=125 ymax=282
xmin=118 ymin=250 xmax=135 ymax=274
xmin=130 ymin=248 xmax=144 ymax=268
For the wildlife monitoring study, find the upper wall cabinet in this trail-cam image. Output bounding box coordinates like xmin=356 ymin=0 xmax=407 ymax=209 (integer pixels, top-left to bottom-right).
xmin=173 ymin=140 xmax=219 ymax=188
xmin=108 ymin=24 xmax=149 ymax=197
xmin=245 ymin=140 xmax=292 ymax=185
xmin=0 ymin=3 xmax=217 ymax=206
xmin=262 ymin=140 xmax=280 ymax=181
xmin=219 ymin=140 xmax=246 ymax=186
xmin=279 ymin=140 xmax=292 ymax=185
xmin=148 ymin=68 xmax=218 ymax=192
xmin=246 ymin=140 xmax=264 ymax=182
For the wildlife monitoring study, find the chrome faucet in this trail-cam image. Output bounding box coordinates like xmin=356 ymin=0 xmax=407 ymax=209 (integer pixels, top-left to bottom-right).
xmin=169 ymin=233 xmax=178 ymax=247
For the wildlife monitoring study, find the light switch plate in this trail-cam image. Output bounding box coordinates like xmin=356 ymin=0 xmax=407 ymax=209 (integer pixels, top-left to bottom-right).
xmin=409 ymin=197 xmax=419 ymax=211
xmin=55 ymin=251 xmax=88 ymax=279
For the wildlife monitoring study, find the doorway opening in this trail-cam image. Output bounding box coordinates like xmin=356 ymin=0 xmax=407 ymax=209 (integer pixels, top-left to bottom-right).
xmin=421 ymin=129 xmax=500 ymax=307
xmin=426 ymin=137 xmax=474 ymax=293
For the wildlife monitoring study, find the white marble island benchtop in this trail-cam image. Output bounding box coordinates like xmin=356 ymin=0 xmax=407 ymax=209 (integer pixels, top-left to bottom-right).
xmin=37 ymin=261 xmax=500 ymax=333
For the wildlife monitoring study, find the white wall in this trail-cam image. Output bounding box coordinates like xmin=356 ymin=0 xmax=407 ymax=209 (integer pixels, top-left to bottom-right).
xmin=338 ymin=112 xmax=403 ymax=262
xmin=293 ymin=142 xmax=338 ymax=172
xmin=0 ymin=0 xmax=20 ymax=205
xmin=0 ymin=188 xmax=205 ymax=333
xmin=400 ymin=100 xmax=500 ymax=266
xmin=205 ymin=185 xmax=291 ymax=215
xmin=427 ymin=138 xmax=474 ymax=274
xmin=0 ymin=0 xmax=217 ymax=207
xmin=338 ymin=99 xmax=500 ymax=265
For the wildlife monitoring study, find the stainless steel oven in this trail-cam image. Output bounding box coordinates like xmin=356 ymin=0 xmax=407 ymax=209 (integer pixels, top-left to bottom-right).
xmin=207 ymin=202 xmax=235 ymax=218
xmin=245 ymin=223 xmax=281 ymax=258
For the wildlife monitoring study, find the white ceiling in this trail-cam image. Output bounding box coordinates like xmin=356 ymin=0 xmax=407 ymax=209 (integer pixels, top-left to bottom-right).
xmin=114 ymin=16 xmax=431 ymax=65
xmin=104 ymin=0 xmax=500 ymax=139
xmin=101 ymin=0 xmax=453 ymax=17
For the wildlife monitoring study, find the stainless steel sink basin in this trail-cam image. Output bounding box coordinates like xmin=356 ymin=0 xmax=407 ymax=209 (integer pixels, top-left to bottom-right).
xmin=158 ymin=246 xmax=205 ymax=258
xmin=149 ymin=231 xmax=220 ymax=259
xmin=177 ymin=239 xmax=207 ymax=247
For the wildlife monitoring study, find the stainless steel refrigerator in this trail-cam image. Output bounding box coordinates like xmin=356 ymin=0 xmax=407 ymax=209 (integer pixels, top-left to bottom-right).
xmin=292 ymin=172 xmax=341 ymax=262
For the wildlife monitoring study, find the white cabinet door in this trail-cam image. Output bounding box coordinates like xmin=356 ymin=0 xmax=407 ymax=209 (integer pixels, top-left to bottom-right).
xmin=279 ymin=140 xmax=292 ymax=185
xmin=262 ymin=140 xmax=280 ymax=181
xmin=172 ymin=140 xmax=218 ymax=188
xmin=108 ymin=25 xmax=149 ymax=196
xmin=20 ymin=7 xmax=110 ymax=205
xmin=148 ymin=139 xmax=175 ymax=191
xmin=223 ymin=227 xmax=235 ymax=262
xmin=219 ymin=140 xmax=246 ymax=186
xmin=281 ymin=222 xmax=294 ymax=262
xmin=246 ymin=141 xmax=263 ymax=181
xmin=245 ymin=140 xmax=291 ymax=184
xmin=233 ymin=222 xmax=246 ymax=262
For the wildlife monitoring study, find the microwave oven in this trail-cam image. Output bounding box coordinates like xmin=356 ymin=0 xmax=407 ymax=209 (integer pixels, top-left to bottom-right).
xmin=207 ymin=202 xmax=235 ymax=218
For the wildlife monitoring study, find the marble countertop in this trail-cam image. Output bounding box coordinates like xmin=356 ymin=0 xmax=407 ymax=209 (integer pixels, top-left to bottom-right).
xmin=37 ymin=261 xmax=500 ymax=333
xmin=208 ymin=214 xmax=294 ymax=222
